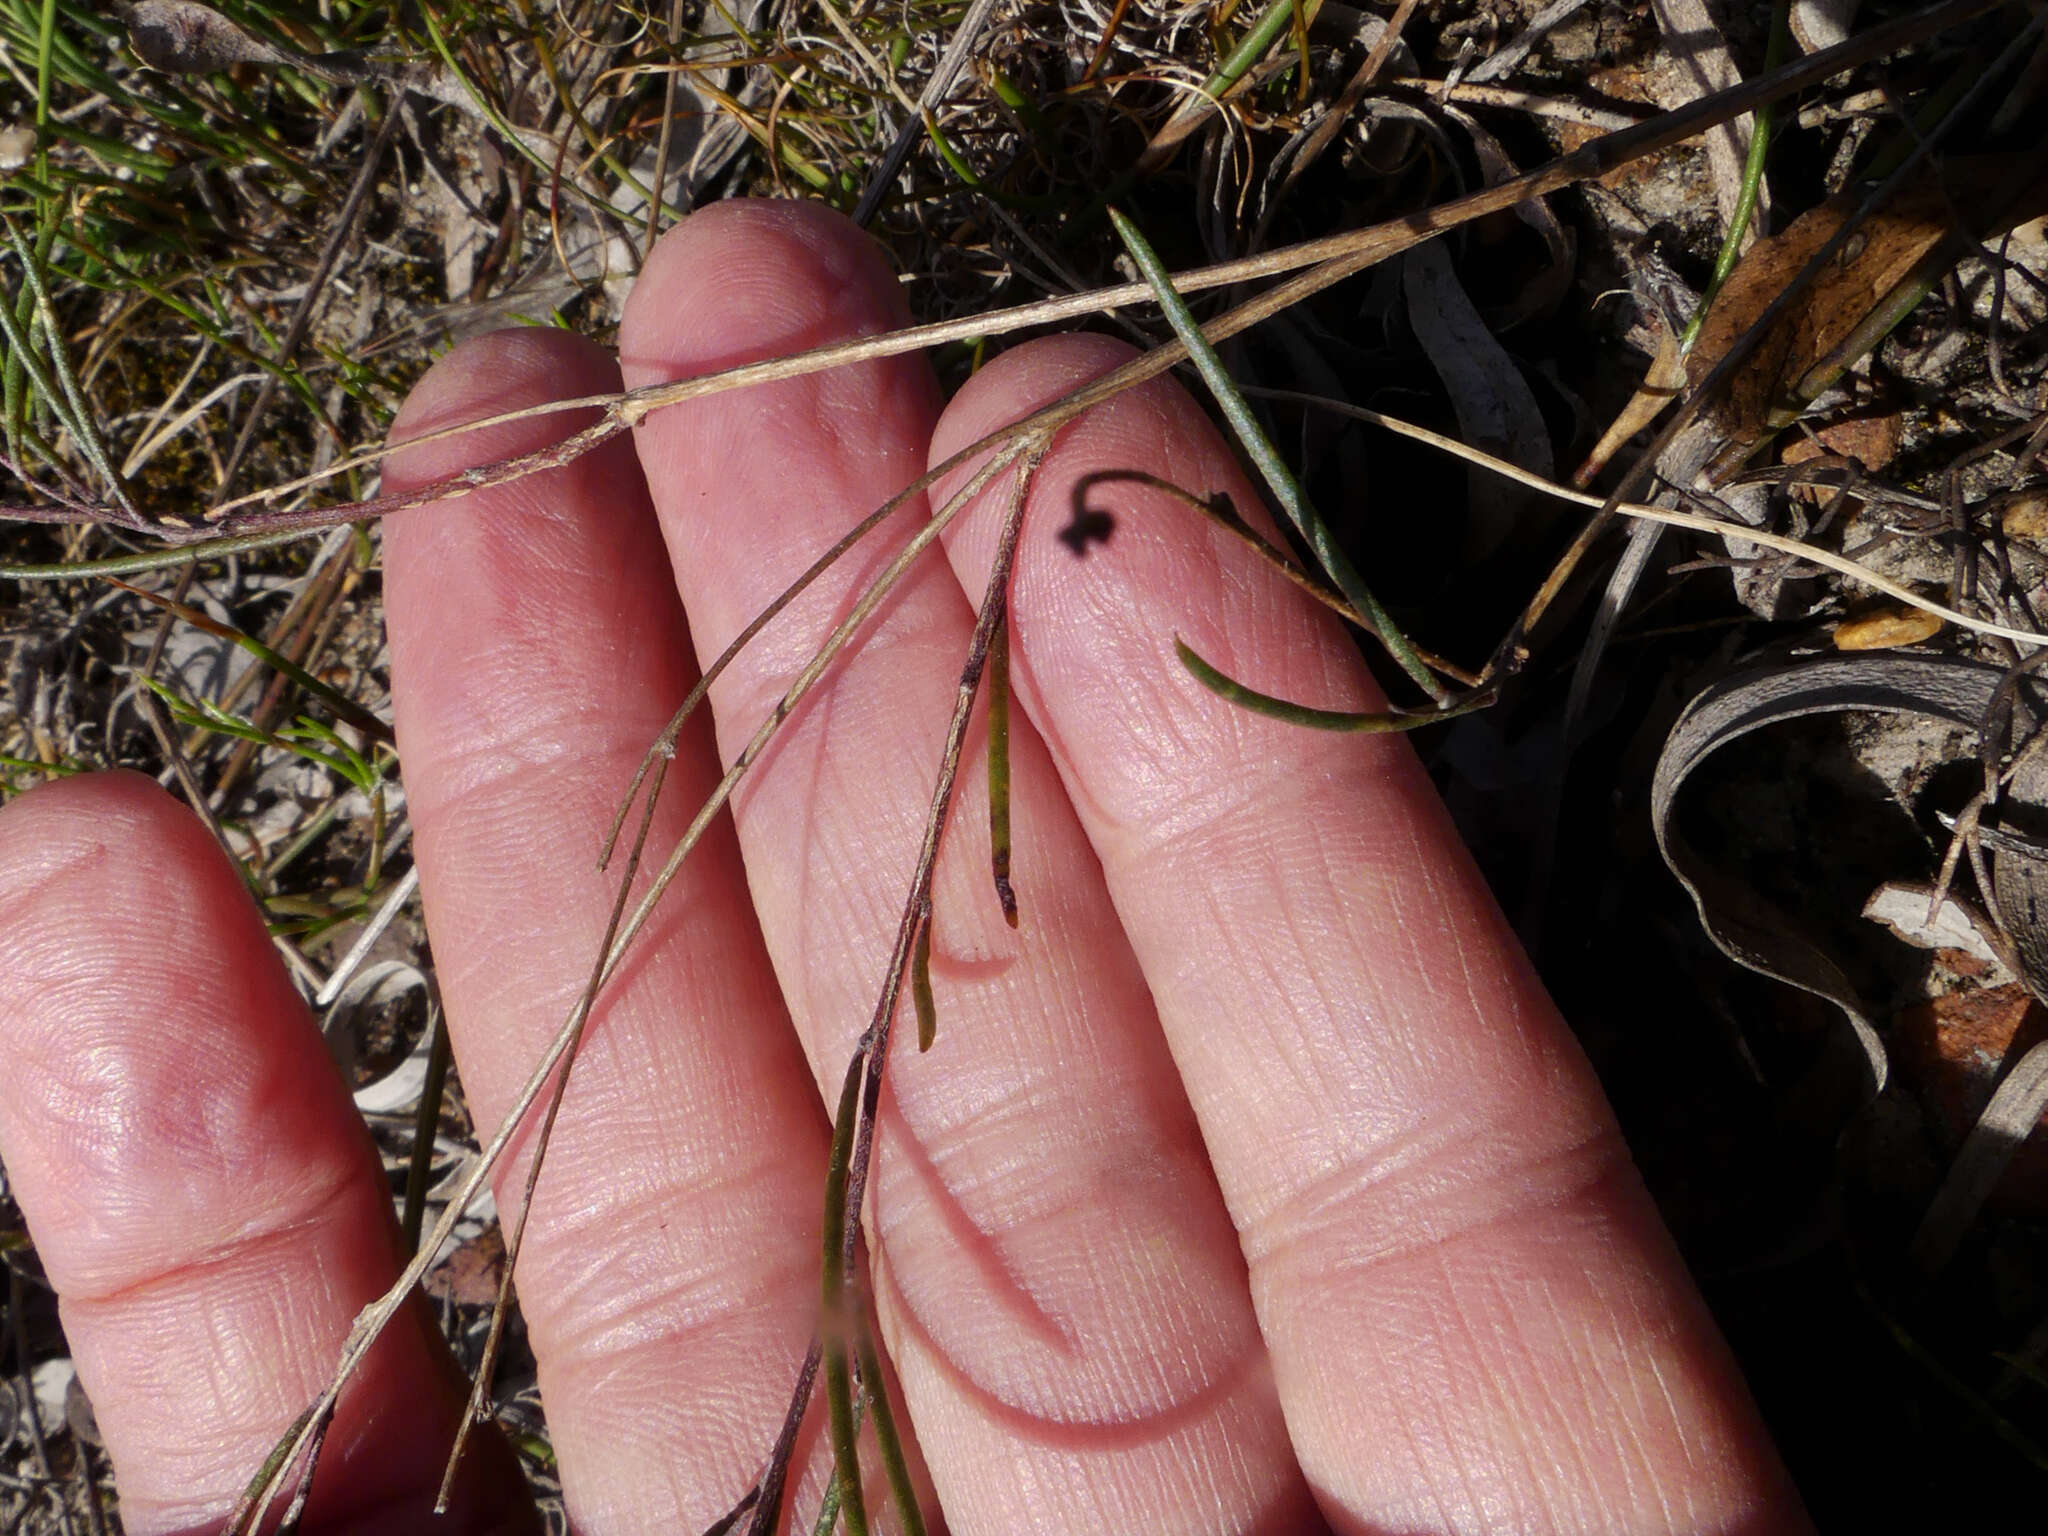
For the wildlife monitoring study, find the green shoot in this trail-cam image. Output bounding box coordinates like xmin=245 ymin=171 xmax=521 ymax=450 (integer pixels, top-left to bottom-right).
xmin=1108 ymin=205 xmax=1444 ymax=702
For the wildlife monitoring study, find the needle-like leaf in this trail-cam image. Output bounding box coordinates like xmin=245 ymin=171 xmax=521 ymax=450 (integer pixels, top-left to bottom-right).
xmin=1174 ymin=639 xmax=1494 ymax=732
xmin=988 ymin=613 xmax=1017 ymax=926
xmin=1107 ymin=205 xmax=1444 ymax=702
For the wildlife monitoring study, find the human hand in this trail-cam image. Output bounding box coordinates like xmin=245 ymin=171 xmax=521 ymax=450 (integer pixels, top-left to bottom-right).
xmin=0 ymin=201 xmax=1809 ymax=1535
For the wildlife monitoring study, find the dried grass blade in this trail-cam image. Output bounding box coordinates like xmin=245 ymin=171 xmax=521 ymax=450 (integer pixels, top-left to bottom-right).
xmin=1251 ymin=387 xmax=2048 ymax=650
xmin=600 ymin=470 xmax=937 ymax=870
xmin=912 ymin=905 xmax=937 ymax=1052
xmin=223 ymin=1403 xmax=318 ymax=1536
xmin=1910 ymin=1038 xmax=2048 ymax=1277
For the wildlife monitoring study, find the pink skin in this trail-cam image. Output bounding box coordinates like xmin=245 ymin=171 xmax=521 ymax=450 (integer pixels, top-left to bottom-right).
xmin=0 ymin=200 xmax=1808 ymax=1535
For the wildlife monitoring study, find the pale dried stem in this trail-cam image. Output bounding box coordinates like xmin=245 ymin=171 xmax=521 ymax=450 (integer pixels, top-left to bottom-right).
xmin=1258 ymin=388 xmax=2048 ymax=649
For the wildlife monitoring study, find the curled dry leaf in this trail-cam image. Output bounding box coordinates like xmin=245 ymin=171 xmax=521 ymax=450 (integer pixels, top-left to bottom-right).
xmin=321 ymin=958 xmax=430 ymax=1111
xmin=1653 ymin=651 xmax=2031 ymax=1098
xmin=1659 ymin=653 xmax=2048 ymax=1270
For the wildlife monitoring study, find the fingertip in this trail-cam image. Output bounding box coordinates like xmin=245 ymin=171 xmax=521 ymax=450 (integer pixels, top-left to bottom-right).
xmin=621 ymin=198 xmax=912 ymax=386
xmin=0 ymin=770 xmax=265 ymax=1035
xmin=614 ymin=193 xmax=939 ymax=696
xmin=0 ymin=767 xmax=197 ymax=877
xmin=929 ymin=332 xmax=1139 ymax=476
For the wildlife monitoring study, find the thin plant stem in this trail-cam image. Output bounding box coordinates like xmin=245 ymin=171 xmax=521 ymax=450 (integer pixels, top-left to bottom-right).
xmin=1680 ymin=0 xmax=1791 ymax=352
xmin=1252 ymin=387 xmax=2048 ymax=648
xmin=831 ymin=448 xmax=1042 ymax=1435
xmin=400 ymin=1005 xmax=453 ymax=1254
xmin=987 ymin=614 xmax=1016 ymax=925
xmin=738 ymin=1336 xmax=824 ymax=1536
xmin=433 ymin=751 xmax=673 ymax=1512
xmin=821 ymin=1049 xmax=869 ymax=1536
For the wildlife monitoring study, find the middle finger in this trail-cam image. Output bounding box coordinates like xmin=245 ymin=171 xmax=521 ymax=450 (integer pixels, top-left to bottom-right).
xmin=622 ymin=201 xmax=1318 ymax=1534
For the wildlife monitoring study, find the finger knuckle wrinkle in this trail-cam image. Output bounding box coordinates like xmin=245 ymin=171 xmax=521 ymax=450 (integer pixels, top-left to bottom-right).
xmin=1246 ymin=1115 xmax=1635 ymax=1288
xmin=519 ymin=1189 xmax=809 ymax=1367
xmin=59 ymin=1154 xmax=363 ymax=1312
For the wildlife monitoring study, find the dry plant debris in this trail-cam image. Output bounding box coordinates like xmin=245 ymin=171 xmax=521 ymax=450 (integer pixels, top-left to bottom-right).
xmin=3 ymin=0 xmax=2048 ymax=1528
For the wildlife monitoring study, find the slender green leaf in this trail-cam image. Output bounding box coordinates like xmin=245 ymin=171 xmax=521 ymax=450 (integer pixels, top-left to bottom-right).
xmin=987 ymin=614 xmax=1017 ymax=926
xmin=1175 ymin=638 xmax=1491 ymax=732
xmin=108 ymin=577 xmax=392 ymax=743
xmin=1681 ymin=0 xmax=1790 ymax=352
xmin=858 ymin=1324 xmax=925 ymax=1536
xmin=1107 ymin=206 xmax=1443 ymax=701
